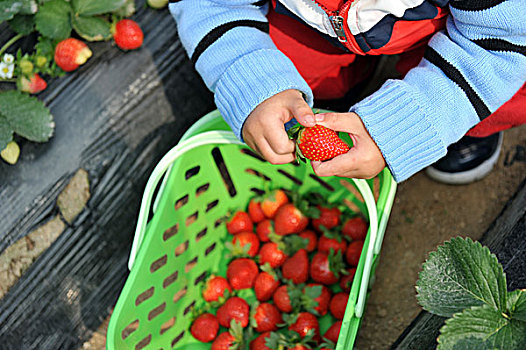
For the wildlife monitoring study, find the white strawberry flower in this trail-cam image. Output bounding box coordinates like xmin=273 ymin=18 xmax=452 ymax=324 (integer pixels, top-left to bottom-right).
xmin=3 ymin=53 xmax=14 ymax=64
xmin=0 ymin=62 xmax=14 ymax=79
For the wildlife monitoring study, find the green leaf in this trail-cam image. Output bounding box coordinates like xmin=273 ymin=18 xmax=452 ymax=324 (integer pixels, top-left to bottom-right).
xmin=34 ymin=0 xmax=72 ymax=40
xmin=416 ymin=237 xmax=507 ymax=317
xmin=72 ymin=15 xmax=111 ymax=41
xmin=0 ymin=0 xmax=23 ymax=21
xmin=71 ymin=0 xmax=125 ymax=16
xmin=8 ymin=14 xmax=34 ymax=35
xmin=112 ymin=0 xmax=135 ymax=17
xmin=35 ymin=36 xmax=54 ymax=57
xmin=507 ymin=289 xmax=526 ymax=322
xmin=438 ymin=304 xmax=526 ymax=350
xmin=0 ymin=115 xmax=14 ymax=151
xmin=0 ymin=91 xmax=54 ymax=142
xmin=17 ymin=0 xmax=37 ymax=15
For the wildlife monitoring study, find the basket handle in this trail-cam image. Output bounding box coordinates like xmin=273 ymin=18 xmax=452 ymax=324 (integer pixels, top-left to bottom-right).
xmin=128 ymin=131 xmax=242 ymax=270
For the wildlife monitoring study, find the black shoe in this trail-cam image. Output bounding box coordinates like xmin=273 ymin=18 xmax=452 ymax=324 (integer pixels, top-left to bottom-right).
xmin=425 ymin=132 xmax=503 ymax=185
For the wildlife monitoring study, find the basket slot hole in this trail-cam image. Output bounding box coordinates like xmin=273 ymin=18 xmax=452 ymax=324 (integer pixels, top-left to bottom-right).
xmin=136 ymin=287 xmax=154 ymax=306
xmin=206 ymin=199 xmax=219 ymax=213
xmin=175 ymin=194 xmax=189 ymax=210
xmin=163 ymin=270 xmax=179 ymax=289
xmin=196 ymin=183 xmax=210 ymax=197
xmin=309 ymin=174 xmax=335 ymax=192
xmin=185 ymin=166 xmax=200 ymax=180
xmin=241 ymin=148 xmax=265 ymax=162
xmin=245 ymin=168 xmax=271 ymax=182
xmin=278 ymin=169 xmax=302 ymax=185
xmin=195 ymin=228 xmax=208 ymax=242
xmin=121 ymin=319 xmax=139 ymax=340
xmin=205 ymin=243 xmax=217 ymax=256
xmin=148 ymin=302 xmax=167 ymax=321
xmin=250 ymin=188 xmax=265 ymax=196
xmin=185 ymin=257 xmax=198 ymax=273
xmin=175 ymin=240 xmax=189 ymax=257
xmin=212 ymin=147 xmax=237 ymax=197
xmin=194 ymin=271 xmax=207 ymax=286
xmin=173 ymin=286 xmax=187 ymax=303
xmin=135 ymin=334 xmax=152 ymax=350
xmin=150 ymin=255 xmax=167 ymax=273
xmin=184 ymin=300 xmax=196 ymax=316
xmin=186 ymin=211 xmax=199 ymax=227
xmin=160 ymin=317 xmax=176 ymax=335
xmin=171 ymin=331 xmax=185 ymax=347
xmin=163 ymin=224 xmax=179 ymax=241
xmin=214 ymin=219 xmax=222 ymax=228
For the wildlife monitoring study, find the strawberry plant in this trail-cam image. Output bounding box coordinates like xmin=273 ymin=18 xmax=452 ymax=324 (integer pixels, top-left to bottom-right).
xmin=0 ymin=0 xmax=164 ymax=164
xmin=416 ymin=237 xmax=526 ymax=349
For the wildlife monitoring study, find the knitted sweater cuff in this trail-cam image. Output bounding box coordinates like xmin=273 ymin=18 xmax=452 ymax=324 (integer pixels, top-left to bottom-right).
xmin=214 ymin=49 xmax=313 ymax=140
xmin=351 ymin=80 xmax=446 ymax=182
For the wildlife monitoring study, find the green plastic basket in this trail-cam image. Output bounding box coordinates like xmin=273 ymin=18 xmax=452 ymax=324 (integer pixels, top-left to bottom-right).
xmin=107 ymin=110 xmax=397 ymax=350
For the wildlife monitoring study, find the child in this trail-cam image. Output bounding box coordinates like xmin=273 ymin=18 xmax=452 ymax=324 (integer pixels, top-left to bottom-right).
xmin=169 ymin=0 xmax=526 ymax=183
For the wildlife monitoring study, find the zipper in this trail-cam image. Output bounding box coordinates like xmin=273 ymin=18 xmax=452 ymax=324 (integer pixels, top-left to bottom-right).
xmin=311 ymin=0 xmax=363 ymax=53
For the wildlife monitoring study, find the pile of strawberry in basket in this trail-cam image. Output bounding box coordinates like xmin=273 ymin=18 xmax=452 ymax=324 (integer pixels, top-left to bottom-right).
xmin=189 ymin=189 xmax=368 ymax=350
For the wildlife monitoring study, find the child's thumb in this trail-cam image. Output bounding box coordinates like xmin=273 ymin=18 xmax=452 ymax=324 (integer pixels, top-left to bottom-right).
xmin=290 ymin=99 xmax=315 ymax=127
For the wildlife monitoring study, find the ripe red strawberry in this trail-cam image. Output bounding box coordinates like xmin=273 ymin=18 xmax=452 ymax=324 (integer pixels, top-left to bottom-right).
xmin=298 ymin=230 xmax=317 ymax=252
xmin=323 ymin=320 xmax=342 ymax=343
xmin=289 ymin=346 xmax=309 ymax=350
xmin=258 ymin=242 xmax=287 ymax=268
xmin=274 ymin=203 xmax=308 ymax=235
xmin=248 ymin=198 xmax=266 ymax=223
xmin=256 ymin=220 xmax=273 ymax=242
xmin=54 ymin=38 xmax=92 ymax=72
xmin=317 ymin=232 xmax=347 ymax=254
xmin=261 ymin=189 xmax=289 ymax=219
xmin=288 ymin=124 xmax=350 ymax=161
xmin=342 ymin=217 xmax=368 ymax=241
xmin=339 ymin=267 xmax=357 ymax=292
xmin=273 ymin=285 xmax=293 ymax=313
xmin=346 ymin=240 xmax=364 ymax=267
xmin=312 ymin=206 xmax=341 ymax=232
xmin=202 ymin=275 xmax=232 ymax=302
xmin=226 ymin=211 xmax=253 ymax=234
xmin=254 ymin=265 xmax=280 ymax=302
xmin=249 ymin=331 xmax=271 ymax=350
xmin=289 ymin=312 xmax=319 ymax=339
xmin=329 ymin=292 xmax=349 ymax=320
xmin=227 ymin=258 xmax=259 ymax=290
xmin=211 ymin=331 xmax=236 ymax=350
xmin=282 ymin=249 xmax=309 ymax=284
xmin=190 ymin=313 xmax=219 ymax=342
xmin=113 ymin=19 xmax=144 ymax=50
xmin=252 ymin=303 xmax=283 ymax=333
xmin=232 ymin=232 xmax=260 ymax=257
xmin=18 ymin=74 xmax=47 ymax=94
xmin=310 ymin=251 xmax=347 ymax=285
xmin=303 ymin=283 xmax=331 ymax=316
xmin=216 ymin=297 xmax=250 ymax=328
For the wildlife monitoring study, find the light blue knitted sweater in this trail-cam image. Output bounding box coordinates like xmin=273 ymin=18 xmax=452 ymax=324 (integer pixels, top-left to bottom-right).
xmin=169 ymin=0 xmax=526 ymax=182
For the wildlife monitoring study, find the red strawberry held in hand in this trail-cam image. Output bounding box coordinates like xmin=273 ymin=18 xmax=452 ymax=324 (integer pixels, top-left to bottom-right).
xmin=232 ymin=231 xmax=260 ymax=257
xmin=289 ymin=312 xmax=320 ymax=339
xmin=288 ymin=124 xmax=349 ymax=161
xmin=248 ymin=198 xmax=266 ymax=223
xmin=329 ymin=292 xmax=349 ymax=320
xmin=113 ymin=19 xmax=144 ymax=50
xmin=342 ymin=216 xmax=368 ymax=241
xmin=312 ymin=206 xmax=341 ymax=232
xmin=202 ymin=275 xmax=232 ymax=302
xmin=274 ymin=203 xmax=308 ymax=235
xmin=227 ymin=258 xmax=259 ymax=290
xmin=226 ymin=211 xmax=253 ymax=234
xmin=254 ymin=264 xmax=280 ymax=302
xmin=216 ymin=297 xmax=250 ymax=328
xmin=190 ymin=313 xmax=219 ymax=342
xmin=346 ymin=240 xmax=364 ymax=267
xmin=54 ymin=38 xmax=92 ymax=72
xmin=258 ymin=242 xmax=287 ymax=268
xmin=282 ymin=249 xmax=309 ymax=284
xmin=261 ymin=189 xmax=289 ymax=219
xmin=18 ymin=74 xmax=47 ymax=94
xmin=324 ymin=320 xmax=342 ymax=343
xmin=251 ymin=303 xmax=283 ymax=332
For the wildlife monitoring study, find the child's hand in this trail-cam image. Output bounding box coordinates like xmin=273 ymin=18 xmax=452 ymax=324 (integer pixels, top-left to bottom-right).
xmin=311 ymin=112 xmax=386 ymax=179
xmin=242 ymin=89 xmax=315 ymax=164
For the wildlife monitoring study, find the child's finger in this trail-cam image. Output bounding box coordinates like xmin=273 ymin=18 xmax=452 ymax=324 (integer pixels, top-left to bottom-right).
xmin=290 ymin=99 xmax=315 ymax=127
xmin=315 ymin=112 xmax=363 ymax=132
xmin=265 ymin=127 xmax=295 ymax=155
xmin=311 ymin=152 xmax=356 ymax=177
